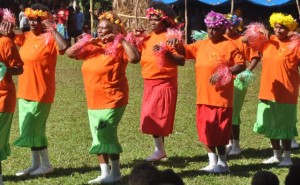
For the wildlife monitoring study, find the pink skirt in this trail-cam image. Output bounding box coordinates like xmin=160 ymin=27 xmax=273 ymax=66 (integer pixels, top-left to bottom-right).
xmin=140 ymin=77 xmax=178 ymax=136
xmin=196 ymin=104 xmax=232 ymax=146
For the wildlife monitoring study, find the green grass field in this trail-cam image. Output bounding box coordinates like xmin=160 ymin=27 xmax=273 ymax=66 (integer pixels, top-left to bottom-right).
xmin=3 ymin=55 xmax=300 ymax=185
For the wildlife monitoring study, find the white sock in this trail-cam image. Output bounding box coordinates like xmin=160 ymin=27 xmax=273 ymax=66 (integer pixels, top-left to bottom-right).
xmin=283 ymin=151 xmax=291 ymax=160
xmin=232 ymin=140 xmax=240 ymax=149
xmin=100 ymin=163 xmax=110 ymax=177
xmin=208 ymin=153 xmax=217 ymax=166
xmin=31 ymin=150 xmax=41 ymax=168
xmin=154 ymin=137 xmax=164 ymax=152
xmin=39 ymin=149 xmax=51 ymax=166
xmin=217 ymin=155 xmax=227 ymax=166
xmin=110 ymin=159 xmax=121 ymax=176
xmin=228 ymin=140 xmax=233 ymax=146
xmin=0 ymin=174 xmax=3 ymax=185
xmin=273 ymin=150 xmax=282 ymax=159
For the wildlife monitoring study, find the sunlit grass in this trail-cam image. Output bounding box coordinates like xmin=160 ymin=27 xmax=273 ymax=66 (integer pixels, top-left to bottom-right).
xmin=2 ymin=56 xmax=300 ymax=185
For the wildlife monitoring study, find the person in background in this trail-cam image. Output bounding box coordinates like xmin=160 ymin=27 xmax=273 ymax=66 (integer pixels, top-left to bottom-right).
xmin=75 ymin=6 xmax=85 ymax=38
xmin=128 ymin=163 xmax=161 ymax=185
xmin=13 ymin=3 xmax=67 ymax=176
xmin=66 ymin=11 xmax=140 ymax=184
xmin=253 ymin=12 xmax=300 ymax=167
xmin=285 ymin=164 xmax=300 ymax=185
xmin=138 ymin=1 xmax=185 ymax=162
xmin=56 ymin=1 xmax=69 ymax=40
xmin=0 ymin=8 xmax=24 ymax=185
xmin=18 ymin=4 xmax=30 ymax=32
xmin=175 ymin=11 xmax=245 ymax=173
xmin=224 ymin=13 xmax=261 ymax=156
xmin=67 ymin=6 xmax=76 ymax=47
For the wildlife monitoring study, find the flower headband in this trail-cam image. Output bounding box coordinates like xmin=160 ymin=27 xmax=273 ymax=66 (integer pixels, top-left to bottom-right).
xmin=204 ymin=11 xmax=231 ymax=29
xmin=269 ymin=12 xmax=298 ymax=31
xmin=98 ymin=12 xmax=124 ymax=30
xmin=226 ymin=13 xmax=243 ymax=28
xmin=24 ymin=7 xmax=52 ymax=20
xmin=146 ymin=7 xmax=168 ymax=20
xmin=0 ymin=8 xmax=16 ymax=25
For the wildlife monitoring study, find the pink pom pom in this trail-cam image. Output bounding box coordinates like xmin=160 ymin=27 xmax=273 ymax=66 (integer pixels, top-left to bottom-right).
xmin=105 ymin=34 xmax=124 ymax=56
xmin=1 ymin=8 xmax=16 ymax=25
xmin=214 ymin=63 xmax=232 ymax=87
xmin=288 ymin=33 xmax=300 ymax=52
xmin=166 ymin=28 xmax=183 ymax=43
xmin=243 ymin=22 xmax=269 ymax=52
xmin=73 ymin=33 xmax=93 ymax=51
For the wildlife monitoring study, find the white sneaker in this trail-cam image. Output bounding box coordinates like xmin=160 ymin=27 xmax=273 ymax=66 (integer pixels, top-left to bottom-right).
xmin=291 ymin=140 xmax=299 ymax=149
xmin=146 ymin=150 xmax=166 ymax=162
xmin=88 ymin=176 xmax=106 ymax=184
xmin=211 ymin=164 xmax=230 ymax=174
xmin=29 ymin=164 xmax=54 ymax=176
xmin=101 ymin=173 xmax=122 ymax=184
xmin=200 ymin=164 xmax=217 ymax=172
xmin=16 ymin=166 xmax=39 ymax=176
xmin=225 ymin=144 xmax=232 ymax=154
xmin=278 ymin=158 xmax=293 ymax=167
xmin=228 ymin=147 xmax=242 ymax=156
xmin=262 ymin=156 xmax=282 ymax=164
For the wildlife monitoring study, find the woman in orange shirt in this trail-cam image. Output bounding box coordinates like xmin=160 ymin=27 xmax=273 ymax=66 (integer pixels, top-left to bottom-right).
xmin=13 ymin=3 xmax=67 ymax=176
xmin=224 ymin=14 xmax=261 ymax=156
xmin=138 ymin=1 xmax=185 ymax=162
xmin=253 ymin=13 xmax=300 ymax=167
xmin=66 ymin=12 xmax=140 ymax=184
xmin=178 ymin=11 xmax=245 ymax=173
xmin=0 ymin=9 xmax=23 ymax=184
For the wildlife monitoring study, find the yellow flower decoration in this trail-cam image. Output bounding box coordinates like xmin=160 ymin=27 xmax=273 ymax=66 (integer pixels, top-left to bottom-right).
xmin=24 ymin=8 xmax=52 ymax=20
xmin=98 ymin=12 xmax=124 ymax=30
xmin=269 ymin=12 xmax=298 ymax=31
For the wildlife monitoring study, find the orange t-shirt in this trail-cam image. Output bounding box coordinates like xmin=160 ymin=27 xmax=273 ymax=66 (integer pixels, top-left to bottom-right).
xmin=0 ymin=36 xmax=23 ymax=112
xmin=227 ymin=34 xmax=260 ymax=62
xmin=259 ymin=35 xmax=300 ymax=104
xmin=140 ymin=32 xmax=179 ymax=79
xmin=185 ymin=38 xmax=245 ymax=107
xmin=15 ymin=32 xmax=62 ymax=103
xmin=81 ymin=43 xmax=129 ymax=109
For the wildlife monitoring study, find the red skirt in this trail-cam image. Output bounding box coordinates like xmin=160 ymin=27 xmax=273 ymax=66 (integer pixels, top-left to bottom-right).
xmin=140 ymin=77 xmax=177 ymax=136
xmin=196 ymin=104 xmax=232 ymax=146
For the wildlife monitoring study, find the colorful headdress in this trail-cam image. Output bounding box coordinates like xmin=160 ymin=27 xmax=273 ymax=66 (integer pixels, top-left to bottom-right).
xmin=98 ymin=12 xmax=124 ymax=30
xmin=0 ymin=8 xmax=16 ymax=25
xmin=24 ymin=7 xmax=52 ymax=20
xmin=243 ymin=22 xmax=269 ymax=52
xmin=269 ymin=12 xmax=298 ymax=31
xmin=204 ymin=11 xmax=231 ymax=29
xmin=226 ymin=13 xmax=243 ymax=31
xmin=146 ymin=7 xmax=168 ymax=20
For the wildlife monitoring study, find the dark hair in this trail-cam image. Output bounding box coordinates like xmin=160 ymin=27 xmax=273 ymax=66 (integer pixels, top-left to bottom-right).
xmin=31 ymin=3 xmax=50 ymax=12
xmin=251 ymin=171 xmax=279 ymax=185
xmin=285 ymin=164 xmax=300 ymax=185
xmin=128 ymin=163 xmax=161 ymax=185
xmin=160 ymin=169 xmax=184 ymax=185
xmin=148 ymin=1 xmax=176 ymax=19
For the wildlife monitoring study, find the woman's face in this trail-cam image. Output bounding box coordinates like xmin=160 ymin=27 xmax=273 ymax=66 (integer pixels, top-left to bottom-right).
xmin=207 ymin=26 xmax=225 ymax=42
xmin=97 ymin=20 xmax=113 ymax=38
xmin=274 ymin=23 xmax=289 ymax=40
xmin=149 ymin=15 xmax=165 ymax=33
xmin=29 ymin=18 xmax=43 ymax=34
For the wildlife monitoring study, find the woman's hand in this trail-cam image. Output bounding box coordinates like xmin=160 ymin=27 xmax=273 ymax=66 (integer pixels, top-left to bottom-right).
xmin=209 ymin=73 xmax=220 ymax=85
xmin=0 ymin=22 xmax=14 ymax=38
xmin=100 ymin=33 xmax=115 ymax=43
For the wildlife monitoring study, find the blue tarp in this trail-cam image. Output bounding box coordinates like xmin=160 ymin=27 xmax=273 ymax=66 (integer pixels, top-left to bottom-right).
xmin=154 ymin=0 xmax=294 ymax=6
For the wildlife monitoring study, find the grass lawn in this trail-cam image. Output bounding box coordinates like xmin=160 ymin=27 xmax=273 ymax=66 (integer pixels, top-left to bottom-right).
xmin=3 ymin=55 xmax=300 ymax=185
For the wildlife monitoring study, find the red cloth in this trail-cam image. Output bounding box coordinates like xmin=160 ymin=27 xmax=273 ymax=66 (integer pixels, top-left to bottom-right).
xmin=140 ymin=77 xmax=177 ymax=136
xmin=196 ymin=104 xmax=232 ymax=146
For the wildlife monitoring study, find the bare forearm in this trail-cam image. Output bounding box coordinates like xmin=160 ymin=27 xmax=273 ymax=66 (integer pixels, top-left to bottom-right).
xmin=121 ymin=39 xmax=140 ymax=64
xmin=247 ymin=57 xmax=260 ymax=71
xmin=51 ymin=30 xmax=68 ymax=51
xmin=230 ymin=63 xmax=246 ymax=75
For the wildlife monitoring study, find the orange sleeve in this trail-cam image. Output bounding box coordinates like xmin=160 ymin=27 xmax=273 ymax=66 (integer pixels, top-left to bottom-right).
xmin=184 ymin=41 xmax=200 ymax=59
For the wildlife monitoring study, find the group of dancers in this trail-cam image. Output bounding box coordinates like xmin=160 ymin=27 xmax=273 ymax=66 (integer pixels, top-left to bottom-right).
xmin=0 ymin=1 xmax=300 ymax=184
